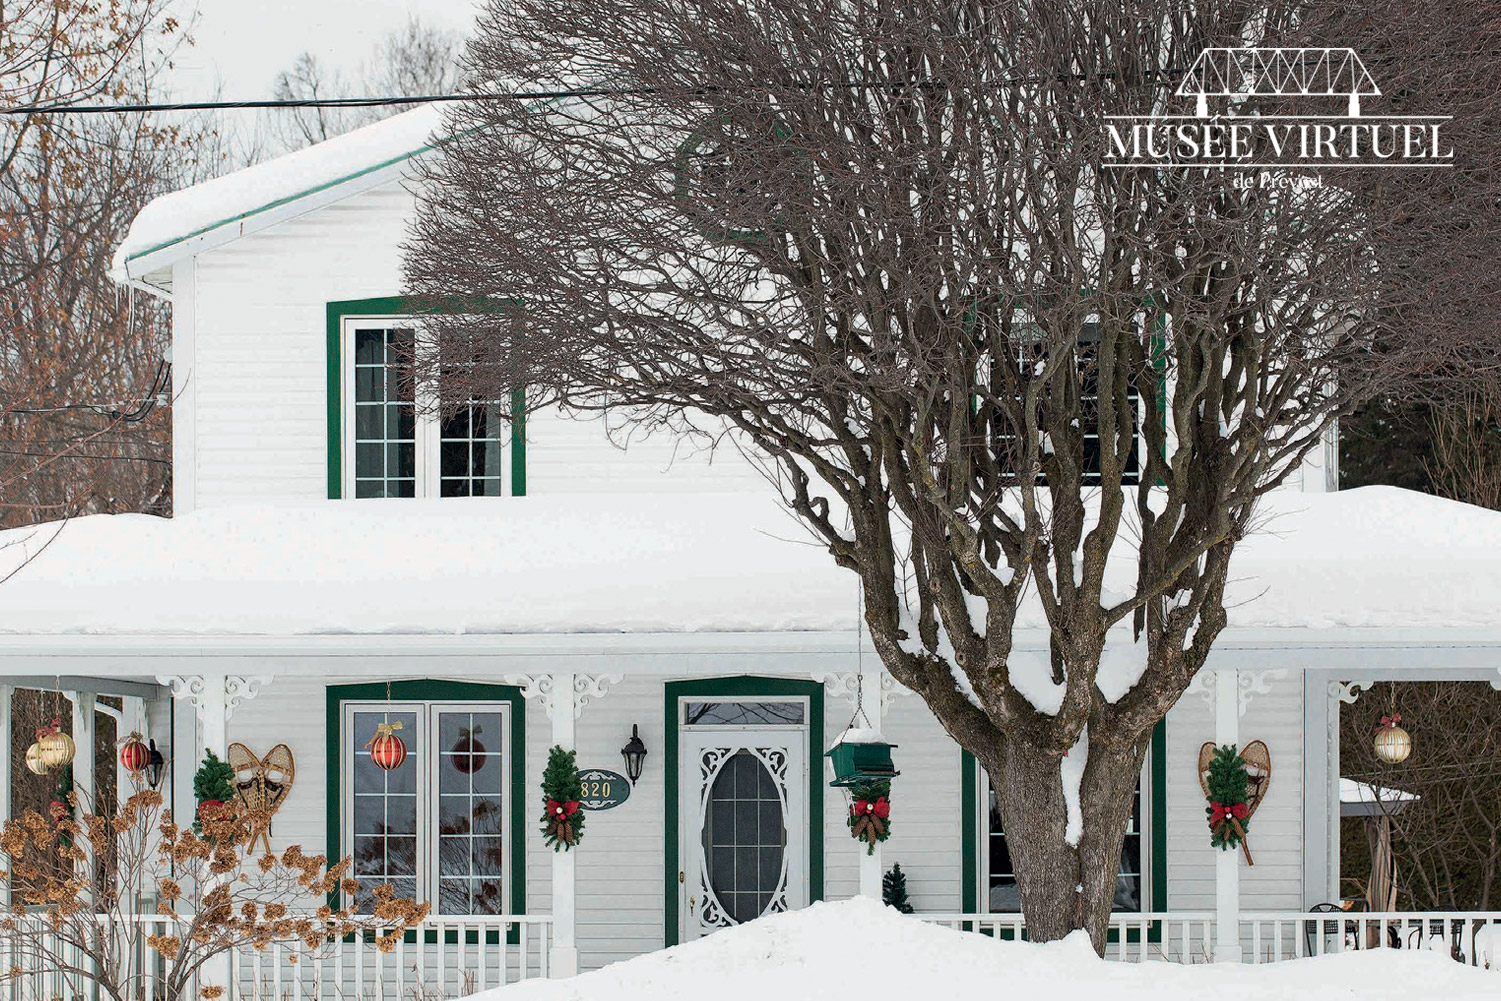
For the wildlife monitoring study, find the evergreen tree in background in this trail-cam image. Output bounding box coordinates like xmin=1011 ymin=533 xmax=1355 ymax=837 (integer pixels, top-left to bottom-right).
xmin=883 ymin=863 xmax=913 ymax=914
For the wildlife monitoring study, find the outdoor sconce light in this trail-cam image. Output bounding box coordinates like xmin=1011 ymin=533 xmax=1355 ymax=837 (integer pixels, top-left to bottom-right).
xmin=620 ymin=724 xmax=648 ymax=785
xmin=145 ymin=739 xmax=169 ymax=790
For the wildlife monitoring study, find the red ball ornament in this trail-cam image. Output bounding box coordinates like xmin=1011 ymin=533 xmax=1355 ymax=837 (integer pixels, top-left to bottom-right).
xmin=119 ymin=733 xmax=150 ymax=774
xmin=367 ymin=722 xmax=408 ymax=771
xmin=452 ymin=726 xmax=486 ymax=774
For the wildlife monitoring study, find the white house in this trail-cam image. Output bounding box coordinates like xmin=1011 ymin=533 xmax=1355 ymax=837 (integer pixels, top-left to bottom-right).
xmin=1 ymin=104 xmax=1499 ymax=995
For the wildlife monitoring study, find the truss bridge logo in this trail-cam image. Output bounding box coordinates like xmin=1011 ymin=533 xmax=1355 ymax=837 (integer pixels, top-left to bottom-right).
xmin=1104 ymin=48 xmax=1453 ymax=177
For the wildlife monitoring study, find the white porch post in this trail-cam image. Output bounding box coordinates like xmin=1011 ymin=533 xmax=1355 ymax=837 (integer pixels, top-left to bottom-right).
xmin=1213 ymin=668 xmax=1242 ymax=963
xmin=858 ymin=670 xmax=883 ymax=900
xmin=551 ymin=672 xmax=579 ymax=978
xmin=68 ymin=692 xmax=97 ymax=812
xmin=156 ymin=675 xmax=269 ymax=997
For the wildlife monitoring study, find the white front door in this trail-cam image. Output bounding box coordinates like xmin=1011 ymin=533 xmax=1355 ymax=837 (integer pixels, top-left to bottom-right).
xmin=679 ymin=725 xmax=807 ymax=939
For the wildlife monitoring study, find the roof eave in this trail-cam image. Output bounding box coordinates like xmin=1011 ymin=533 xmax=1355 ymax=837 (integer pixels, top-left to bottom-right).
xmin=109 ymin=151 xmax=425 ymax=293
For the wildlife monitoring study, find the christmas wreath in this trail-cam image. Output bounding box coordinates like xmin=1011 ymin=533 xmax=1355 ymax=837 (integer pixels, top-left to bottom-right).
xmin=540 ymin=745 xmax=586 ymax=851
xmin=1204 ymin=743 xmax=1254 ymax=865
xmin=847 ymin=780 xmax=891 ymax=855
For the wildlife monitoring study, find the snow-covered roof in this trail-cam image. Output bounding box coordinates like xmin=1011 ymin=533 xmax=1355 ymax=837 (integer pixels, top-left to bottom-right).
xmin=1 ymin=485 xmax=1500 ymax=641
xmin=1340 ymin=778 xmax=1419 ymax=817
xmin=111 ymin=104 xmax=444 ymax=289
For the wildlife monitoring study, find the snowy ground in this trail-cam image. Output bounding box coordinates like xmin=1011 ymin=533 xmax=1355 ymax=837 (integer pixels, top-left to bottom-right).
xmin=469 ymin=899 xmax=1498 ymax=1001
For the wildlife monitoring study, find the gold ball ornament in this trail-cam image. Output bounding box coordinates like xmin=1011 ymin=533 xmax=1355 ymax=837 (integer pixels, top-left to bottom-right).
xmin=1374 ymin=716 xmax=1412 ymax=764
xmin=24 ymin=742 xmax=48 ymax=775
xmin=32 ymin=719 xmax=76 ymax=771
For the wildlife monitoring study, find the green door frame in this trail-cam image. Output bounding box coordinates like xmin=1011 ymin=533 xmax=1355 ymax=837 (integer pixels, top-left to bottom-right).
xmin=662 ymin=676 xmax=825 ymax=947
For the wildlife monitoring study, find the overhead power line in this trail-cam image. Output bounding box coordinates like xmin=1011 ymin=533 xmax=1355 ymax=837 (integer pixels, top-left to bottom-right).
xmin=1 ymin=70 xmax=1198 ymax=116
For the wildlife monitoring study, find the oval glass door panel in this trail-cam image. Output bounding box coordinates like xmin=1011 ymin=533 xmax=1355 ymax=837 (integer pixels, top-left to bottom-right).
xmin=701 ymin=750 xmax=786 ymax=923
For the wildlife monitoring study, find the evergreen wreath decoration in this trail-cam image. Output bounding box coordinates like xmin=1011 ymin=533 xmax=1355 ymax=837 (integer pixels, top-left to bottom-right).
xmin=192 ymin=748 xmax=237 ymax=834
xmin=1203 ymin=743 xmax=1254 ymax=865
xmin=50 ymin=766 xmax=75 ymax=846
xmin=540 ymin=745 xmax=586 ymax=851
xmin=847 ymin=780 xmax=891 ymax=855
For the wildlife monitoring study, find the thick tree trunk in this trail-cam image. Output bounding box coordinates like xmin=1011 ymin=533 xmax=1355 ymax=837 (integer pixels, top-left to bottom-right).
xmin=978 ymin=734 xmax=1147 ymax=953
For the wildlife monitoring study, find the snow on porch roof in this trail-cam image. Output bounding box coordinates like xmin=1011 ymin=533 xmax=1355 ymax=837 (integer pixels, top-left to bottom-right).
xmin=111 ymin=103 xmax=445 ymax=287
xmin=0 ymin=486 xmax=1499 ymax=639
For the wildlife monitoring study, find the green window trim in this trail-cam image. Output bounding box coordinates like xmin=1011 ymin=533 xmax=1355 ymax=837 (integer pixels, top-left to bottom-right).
xmin=325 ymin=679 xmax=528 ymax=936
xmin=325 ymin=296 xmax=527 ymax=499
xmin=960 ymin=720 xmax=1167 ymax=923
xmin=663 ymin=676 xmax=824 ymax=948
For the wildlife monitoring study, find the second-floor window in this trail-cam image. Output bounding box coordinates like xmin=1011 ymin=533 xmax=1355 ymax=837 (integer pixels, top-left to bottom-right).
xmin=344 ymin=320 xmax=514 ymax=498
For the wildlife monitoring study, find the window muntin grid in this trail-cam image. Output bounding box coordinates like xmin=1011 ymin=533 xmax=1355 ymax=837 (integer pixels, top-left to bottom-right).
xmin=990 ymin=312 xmax=1143 ymax=486
xmin=701 ymin=750 xmax=785 ymax=923
xmin=981 ymin=766 xmax=1145 ymax=913
xmin=350 ymin=710 xmax=419 ymax=907
xmin=435 ymin=709 xmax=506 ymax=914
xmin=352 ymin=328 xmax=416 ymax=498
xmin=439 ymin=403 xmax=505 ymax=497
xmin=344 ymin=319 xmax=512 ymax=498
xmin=343 ymin=701 xmax=509 ymax=916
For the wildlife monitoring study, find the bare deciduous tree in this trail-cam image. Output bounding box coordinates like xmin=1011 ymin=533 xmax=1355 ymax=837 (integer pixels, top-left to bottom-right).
xmin=0 ymin=788 xmax=429 ymax=1001
xmin=0 ymin=0 xmax=188 ymax=528
xmin=1342 ymin=682 xmax=1501 ymax=912
xmin=267 ymin=18 xmax=465 ymax=153
xmin=404 ymin=0 xmax=1501 ymax=947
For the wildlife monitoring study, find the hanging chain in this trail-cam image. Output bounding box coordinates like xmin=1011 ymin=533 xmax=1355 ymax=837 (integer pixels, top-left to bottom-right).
xmin=850 ymin=584 xmax=872 ymax=731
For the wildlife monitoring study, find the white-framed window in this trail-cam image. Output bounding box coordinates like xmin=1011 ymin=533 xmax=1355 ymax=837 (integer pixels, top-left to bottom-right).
xmin=343 ymin=701 xmax=511 ymax=915
xmin=977 ymin=758 xmax=1151 ymax=914
xmin=991 ymin=310 xmax=1144 ymax=486
xmin=341 ymin=317 xmax=511 ymax=499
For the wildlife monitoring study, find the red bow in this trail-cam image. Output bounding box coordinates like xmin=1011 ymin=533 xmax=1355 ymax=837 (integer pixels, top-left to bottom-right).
xmin=547 ymin=799 xmax=580 ymax=818
xmin=853 ymin=797 xmax=890 ymax=819
xmin=1209 ymin=801 xmax=1248 ymax=825
xmin=1376 ymin=714 xmax=1402 ymax=730
xmin=35 ymin=717 xmax=61 ymax=741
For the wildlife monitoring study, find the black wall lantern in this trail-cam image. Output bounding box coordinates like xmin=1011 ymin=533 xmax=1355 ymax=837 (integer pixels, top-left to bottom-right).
xmin=620 ymin=724 xmax=647 ymax=785
xmin=145 ymin=739 xmax=168 ymax=790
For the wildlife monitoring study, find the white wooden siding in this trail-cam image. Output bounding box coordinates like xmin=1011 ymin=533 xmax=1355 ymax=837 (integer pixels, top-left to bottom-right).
xmin=821 ymin=691 xmax=963 ymax=912
xmin=1166 ymin=673 xmax=1306 ymax=922
xmin=182 ymin=178 xmax=766 ymax=510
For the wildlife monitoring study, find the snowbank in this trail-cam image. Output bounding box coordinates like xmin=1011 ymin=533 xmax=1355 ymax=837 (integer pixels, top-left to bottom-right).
xmin=3 ymin=486 xmax=1501 ymax=637
xmin=113 ymin=103 xmax=443 ymax=271
xmin=465 ymin=898 xmax=1497 ymax=1001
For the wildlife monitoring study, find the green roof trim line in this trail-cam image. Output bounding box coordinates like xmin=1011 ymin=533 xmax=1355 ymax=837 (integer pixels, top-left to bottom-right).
xmin=325 ymin=296 xmax=524 ymax=499
xmin=960 ymin=719 xmax=1166 ymax=923
xmin=125 ymin=144 xmax=435 ymax=266
xmin=325 ymin=679 xmax=527 ymax=935
xmin=663 ymin=676 xmax=824 ymax=948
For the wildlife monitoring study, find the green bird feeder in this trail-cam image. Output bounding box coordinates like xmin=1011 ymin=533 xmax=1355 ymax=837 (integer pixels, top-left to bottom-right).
xmin=826 ymin=731 xmax=900 ymax=788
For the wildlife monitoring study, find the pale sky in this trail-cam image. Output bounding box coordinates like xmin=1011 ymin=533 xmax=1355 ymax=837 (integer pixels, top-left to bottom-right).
xmin=166 ymin=0 xmax=483 ymax=100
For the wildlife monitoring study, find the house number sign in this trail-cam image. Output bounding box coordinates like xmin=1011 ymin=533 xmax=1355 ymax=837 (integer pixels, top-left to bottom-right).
xmin=577 ymin=768 xmax=630 ymax=810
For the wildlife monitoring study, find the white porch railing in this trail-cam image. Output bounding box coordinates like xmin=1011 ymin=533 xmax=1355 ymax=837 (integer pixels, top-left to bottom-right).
xmin=1242 ymin=911 xmax=1501 ymax=966
xmin=0 ymin=913 xmax=553 ymax=1001
xmin=917 ymin=911 xmax=1501 ymax=968
xmin=230 ymin=916 xmax=555 ymax=1000
xmin=918 ymin=912 xmax=1217 ymax=963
